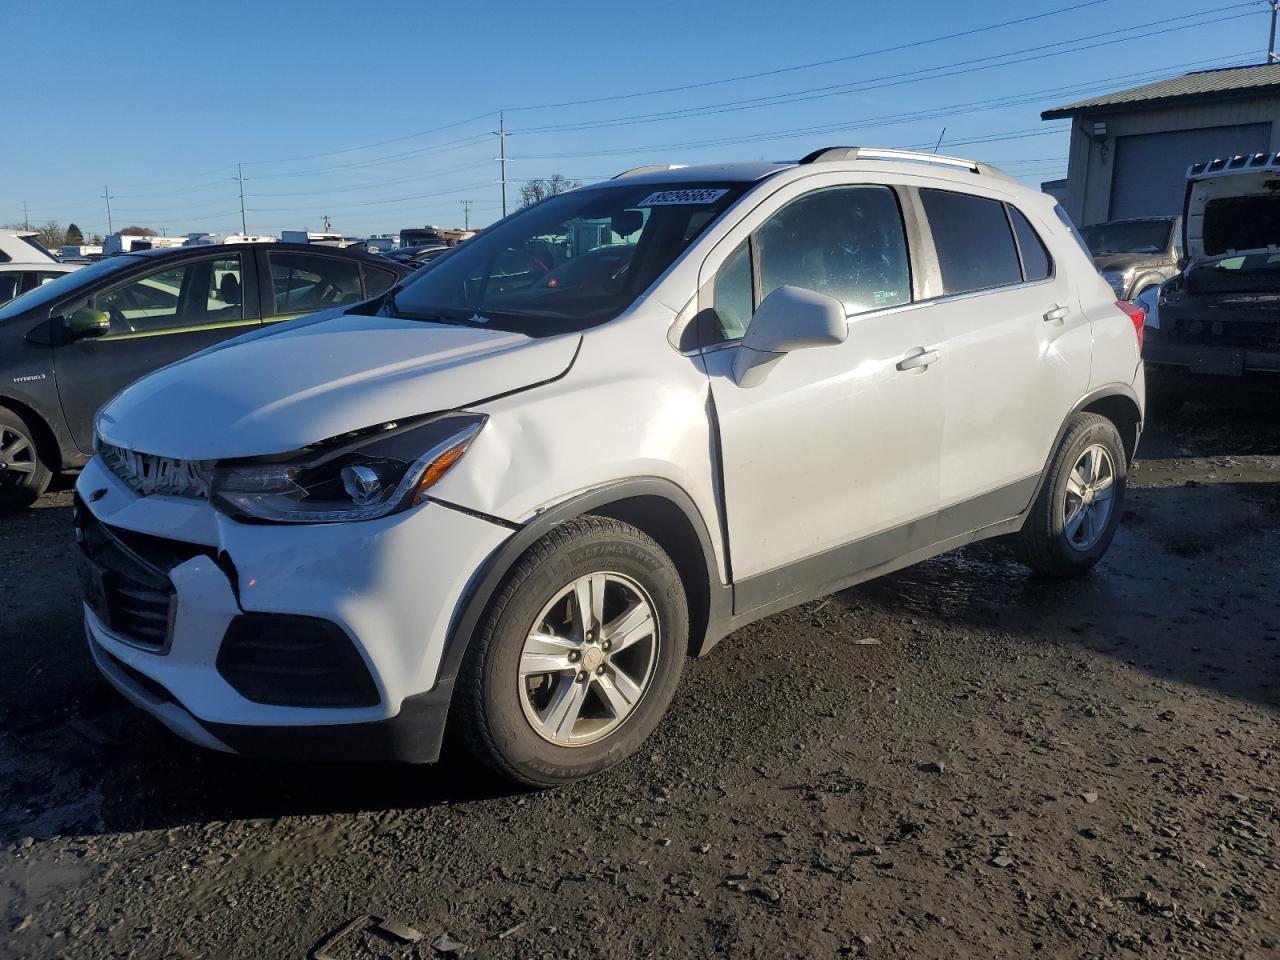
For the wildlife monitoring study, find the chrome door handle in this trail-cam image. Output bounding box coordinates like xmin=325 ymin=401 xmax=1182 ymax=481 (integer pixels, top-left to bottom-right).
xmin=1044 ymin=304 xmax=1069 ymax=323
xmin=897 ymin=348 xmax=939 ymax=371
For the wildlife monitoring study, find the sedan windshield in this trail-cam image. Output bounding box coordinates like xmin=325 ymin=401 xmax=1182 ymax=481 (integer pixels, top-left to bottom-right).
xmin=0 ymin=255 xmax=141 ymax=321
xmin=386 ymin=182 xmax=748 ymax=335
xmin=1079 ymin=219 xmax=1174 ymax=256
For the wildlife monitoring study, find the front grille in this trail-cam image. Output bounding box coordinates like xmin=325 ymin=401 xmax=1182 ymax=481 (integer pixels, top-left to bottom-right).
xmin=75 ymin=497 xmax=179 ymax=652
xmin=98 ymin=440 xmax=213 ymax=500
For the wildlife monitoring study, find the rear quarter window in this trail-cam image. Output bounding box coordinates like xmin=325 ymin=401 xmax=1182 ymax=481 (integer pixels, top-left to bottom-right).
xmin=1007 ymin=206 xmax=1052 ymax=282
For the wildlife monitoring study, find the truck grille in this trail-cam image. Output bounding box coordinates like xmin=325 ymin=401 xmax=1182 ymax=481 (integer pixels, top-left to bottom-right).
xmin=98 ymin=440 xmax=213 ymax=500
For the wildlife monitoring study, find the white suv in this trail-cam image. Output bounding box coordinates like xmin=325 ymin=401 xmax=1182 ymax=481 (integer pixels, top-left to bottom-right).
xmin=75 ymin=147 xmax=1146 ymax=785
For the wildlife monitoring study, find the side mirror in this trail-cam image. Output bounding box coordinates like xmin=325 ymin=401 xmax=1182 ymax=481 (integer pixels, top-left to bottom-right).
xmin=731 ymin=285 xmax=847 ymax=387
xmin=64 ymin=307 xmax=111 ymax=341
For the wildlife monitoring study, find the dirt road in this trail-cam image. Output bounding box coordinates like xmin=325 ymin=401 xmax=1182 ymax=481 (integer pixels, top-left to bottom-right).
xmin=2 ymin=402 xmax=1278 ymax=959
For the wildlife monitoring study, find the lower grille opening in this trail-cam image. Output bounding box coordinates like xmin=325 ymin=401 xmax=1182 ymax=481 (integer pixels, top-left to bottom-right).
xmin=216 ymin=614 xmax=380 ymax=708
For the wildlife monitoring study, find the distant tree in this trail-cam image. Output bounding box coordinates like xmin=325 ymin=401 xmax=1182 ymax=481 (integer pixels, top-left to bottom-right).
xmin=91 ymin=233 xmax=103 ymax=244
xmin=519 ymin=174 xmax=581 ymax=209
xmin=119 ymin=225 xmax=156 ymax=237
xmin=65 ymin=223 xmax=84 ymax=245
xmin=35 ymin=221 xmax=65 ymax=249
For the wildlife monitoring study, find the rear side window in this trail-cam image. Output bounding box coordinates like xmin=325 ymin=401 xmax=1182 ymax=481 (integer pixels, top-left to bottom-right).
xmin=269 ymin=252 xmax=363 ymax=316
xmin=0 ymin=273 xmax=21 ymax=302
xmin=921 ymin=189 xmax=1021 ymax=294
xmin=1007 ymin=206 xmax=1052 ymax=281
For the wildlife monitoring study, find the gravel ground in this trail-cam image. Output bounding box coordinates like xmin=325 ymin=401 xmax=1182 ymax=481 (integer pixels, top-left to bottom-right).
xmin=1 ymin=401 xmax=1278 ymax=960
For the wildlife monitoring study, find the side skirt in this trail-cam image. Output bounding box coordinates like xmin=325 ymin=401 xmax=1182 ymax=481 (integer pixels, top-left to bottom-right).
xmin=699 ymin=475 xmax=1038 ymax=652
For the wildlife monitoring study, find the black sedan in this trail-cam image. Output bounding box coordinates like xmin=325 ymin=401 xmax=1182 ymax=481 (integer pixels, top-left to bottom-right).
xmin=0 ymin=242 xmax=410 ymax=512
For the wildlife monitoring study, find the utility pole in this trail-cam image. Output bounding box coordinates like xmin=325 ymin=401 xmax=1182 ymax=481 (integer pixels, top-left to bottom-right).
xmin=460 ymin=199 xmax=472 ymax=230
xmin=102 ymin=186 xmax=113 ymax=235
xmin=323 ymin=214 xmax=332 ymax=232
xmin=235 ymin=163 xmax=248 ymax=234
xmin=1270 ymin=0 xmax=1280 ymax=63
xmin=497 ymin=111 xmax=509 ymax=218
xmin=22 ymin=202 xmax=29 ymax=231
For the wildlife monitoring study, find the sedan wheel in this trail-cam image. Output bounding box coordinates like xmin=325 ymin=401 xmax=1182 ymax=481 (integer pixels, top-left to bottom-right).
xmin=0 ymin=410 xmax=52 ymax=514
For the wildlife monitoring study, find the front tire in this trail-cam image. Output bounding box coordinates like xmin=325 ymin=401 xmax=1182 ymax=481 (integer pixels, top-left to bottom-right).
xmin=0 ymin=408 xmax=52 ymax=515
xmin=456 ymin=516 xmax=687 ymax=787
xmin=1016 ymin=413 xmax=1126 ymax=578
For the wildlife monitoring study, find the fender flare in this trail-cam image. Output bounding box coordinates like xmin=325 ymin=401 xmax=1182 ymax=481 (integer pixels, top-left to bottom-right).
xmin=1025 ymin=383 xmax=1143 ymax=511
xmin=432 ymin=476 xmax=727 ymax=689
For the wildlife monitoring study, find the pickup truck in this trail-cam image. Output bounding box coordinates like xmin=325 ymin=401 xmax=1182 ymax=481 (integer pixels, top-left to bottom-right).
xmin=1146 ymin=154 xmax=1280 ymax=413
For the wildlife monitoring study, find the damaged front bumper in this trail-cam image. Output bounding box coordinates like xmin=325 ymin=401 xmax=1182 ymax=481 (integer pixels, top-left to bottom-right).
xmin=73 ymin=454 xmax=512 ymax=762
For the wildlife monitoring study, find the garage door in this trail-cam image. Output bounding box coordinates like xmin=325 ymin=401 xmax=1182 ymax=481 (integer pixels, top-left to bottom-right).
xmin=1109 ymin=123 xmax=1272 ymax=219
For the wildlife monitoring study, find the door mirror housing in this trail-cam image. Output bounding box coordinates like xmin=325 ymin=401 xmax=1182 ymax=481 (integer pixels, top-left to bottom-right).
xmin=731 ymin=285 xmax=848 ymax=387
xmin=64 ymin=307 xmax=111 ymax=341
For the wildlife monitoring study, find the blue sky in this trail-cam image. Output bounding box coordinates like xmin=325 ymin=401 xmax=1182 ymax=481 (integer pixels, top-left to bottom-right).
xmin=3 ymin=0 xmax=1270 ymax=238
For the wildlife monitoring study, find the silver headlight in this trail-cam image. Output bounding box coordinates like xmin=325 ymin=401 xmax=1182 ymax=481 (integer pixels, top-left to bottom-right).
xmin=211 ymin=413 xmax=485 ymax=523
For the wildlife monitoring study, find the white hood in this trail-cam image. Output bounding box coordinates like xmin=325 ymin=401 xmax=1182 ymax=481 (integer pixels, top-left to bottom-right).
xmin=96 ymin=311 xmax=580 ymax=459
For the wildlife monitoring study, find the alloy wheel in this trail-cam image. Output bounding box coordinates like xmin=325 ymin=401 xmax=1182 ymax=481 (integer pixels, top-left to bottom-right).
xmin=1063 ymin=443 xmax=1116 ymax=551
xmin=517 ymin=571 xmax=659 ymax=747
xmin=0 ymin=425 xmax=38 ymax=491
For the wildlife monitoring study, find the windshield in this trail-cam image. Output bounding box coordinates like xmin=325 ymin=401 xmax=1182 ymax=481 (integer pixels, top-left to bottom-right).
xmin=1079 ymin=220 xmax=1174 ymax=256
xmin=0 ymin=255 xmax=142 ymax=320
xmin=386 ymin=182 xmax=748 ymax=334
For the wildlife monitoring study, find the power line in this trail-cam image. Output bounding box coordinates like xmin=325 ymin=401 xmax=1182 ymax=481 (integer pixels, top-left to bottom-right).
xmin=503 ymin=0 xmax=1117 ymax=113
xmin=511 ymin=5 xmax=1258 ymax=136
xmin=507 ymin=50 xmax=1251 ymax=163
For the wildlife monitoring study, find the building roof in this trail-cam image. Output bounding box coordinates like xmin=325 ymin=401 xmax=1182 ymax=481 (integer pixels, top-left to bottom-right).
xmin=1041 ymin=63 xmax=1280 ymax=120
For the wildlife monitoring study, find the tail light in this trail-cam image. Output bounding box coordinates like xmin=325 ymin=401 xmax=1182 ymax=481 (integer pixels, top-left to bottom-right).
xmin=1116 ymin=299 xmax=1146 ymax=350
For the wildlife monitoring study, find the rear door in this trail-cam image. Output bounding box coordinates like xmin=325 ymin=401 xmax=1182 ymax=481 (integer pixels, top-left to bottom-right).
xmin=917 ymin=188 xmax=1090 ymax=524
xmin=52 ymin=251 xmax=261 ymax=452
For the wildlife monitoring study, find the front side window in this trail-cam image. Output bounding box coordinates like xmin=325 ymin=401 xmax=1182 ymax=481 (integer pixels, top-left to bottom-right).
xmin=755 ymin=185 xmax=911 ymax=313
xmin=90 ymin=255 xmax=243 ymax=335
xmin=385 ymin=181 xmax=748 ymax=336
xmin=269 ymin=253 xmax=364 ymax=316
xmin=921 ymin=189 xmax=1022 ymax=295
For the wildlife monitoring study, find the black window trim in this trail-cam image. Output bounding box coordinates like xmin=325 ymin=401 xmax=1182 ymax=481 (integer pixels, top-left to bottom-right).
xmin=705 ymin=182 xmax=916 ymax=347
xmin=83 ymin=251 xmax=249 ymax=338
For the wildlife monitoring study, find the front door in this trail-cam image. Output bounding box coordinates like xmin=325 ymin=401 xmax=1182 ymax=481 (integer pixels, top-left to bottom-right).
xmin=701 ymin=183 xmax=944 ymax=613
xmin=53 ymin=252 xmax=259 ymax=452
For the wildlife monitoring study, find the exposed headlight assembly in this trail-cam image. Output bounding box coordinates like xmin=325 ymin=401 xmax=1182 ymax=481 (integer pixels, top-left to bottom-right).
xmin=211 ymin=412 xmax=485 ymax=523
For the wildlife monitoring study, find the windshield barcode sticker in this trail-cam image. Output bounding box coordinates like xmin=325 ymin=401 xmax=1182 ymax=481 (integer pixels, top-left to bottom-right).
xmin=638 ymin=188 xmax=728 ymax=206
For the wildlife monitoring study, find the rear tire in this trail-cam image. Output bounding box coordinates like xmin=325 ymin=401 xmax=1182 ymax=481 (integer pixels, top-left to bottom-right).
xmin=456 ymin=516 xmax=687 ymax=787
xmin=1016 ymin=413 xmax=1126 ymax=579
xmin=0 ymin=407 xmax=52 ymax=515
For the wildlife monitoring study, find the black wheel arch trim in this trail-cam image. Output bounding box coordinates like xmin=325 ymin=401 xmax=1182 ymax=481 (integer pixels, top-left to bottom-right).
xmin=433 ymin=476 xmax=730 ymax=691
xmin=1028 ymin=383 xmax=1142 ymax=510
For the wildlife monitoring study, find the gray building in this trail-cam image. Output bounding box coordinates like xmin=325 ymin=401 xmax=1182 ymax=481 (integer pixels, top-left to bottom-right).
xmin=1042 ymin=64 xmax=1280 ymax=225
